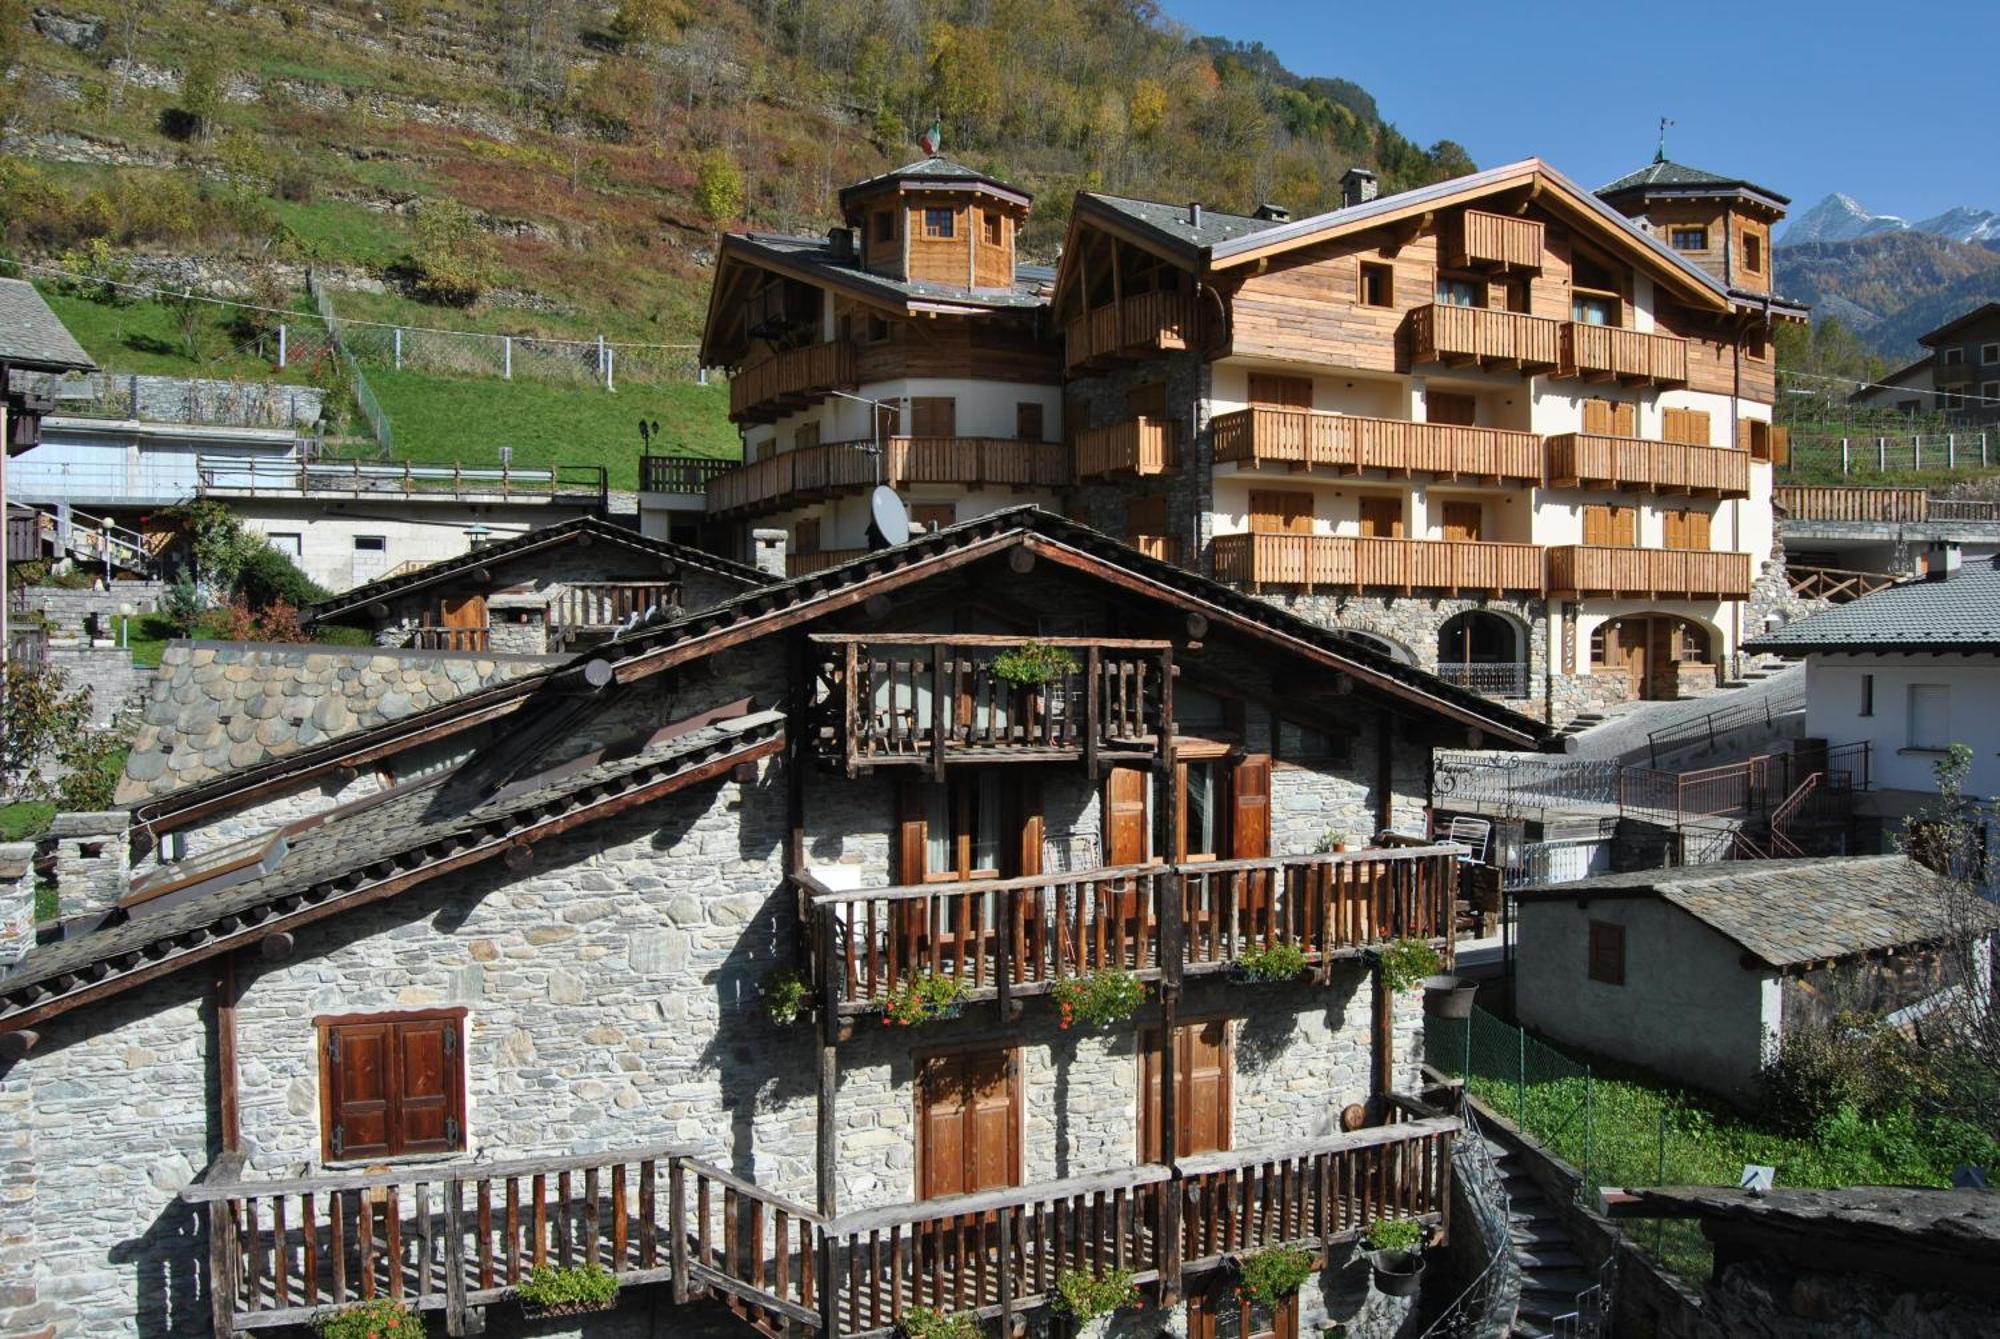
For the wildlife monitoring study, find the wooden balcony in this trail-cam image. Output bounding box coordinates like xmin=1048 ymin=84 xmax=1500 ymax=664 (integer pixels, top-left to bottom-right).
xmin=410 ymin=625 xmax=489 ymax=652
xmin=1211 ymin=533 xmax=1544 ymax=595
xmin=1211 ymin=408 xmax=1542 ymax=484
xmin=806 ymin=635 xmax=1173 ymax=773
xmin=802 ymin=847 xmax=1461 ymax=1017
xmin=706 ymin=437 xmax=1071 ymax=519
xmin=728 ymin=340 xmax=857 ymax=424
xmin=1130 ymin=533 xmax=1180 ymax=564
xmin=1558 ymin=323 xmax=1689 ymax=387
xmin=550 ymin=582 xmax=678 ymax=640
xmin=639 ymin=454 xmax=735 ymax=495
xmin=1448 ymin=209 xmax=1544 ymax=271
xmin=1546 ymin=434 xmax=1750 ymax=498
xmin=1075 ymin=416 xmax=1176 ymax=479
xmin=1407 ymin=305 xmax=1561 ymax=373
xmin=1064 ymin=290 xmax=1198 ymax=371
xmin=1547 ymin=546 xmax=1752 ymax=599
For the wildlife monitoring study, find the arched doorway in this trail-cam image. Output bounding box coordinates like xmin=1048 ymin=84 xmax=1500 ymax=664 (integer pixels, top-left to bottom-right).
xmin=1592 ymin=615 xmax=1713 ymax=700
xmin=1339 ymin=629 xmax=1414 ymax=664
xmin=1437 ymin=611 xmax=1527 ymax=697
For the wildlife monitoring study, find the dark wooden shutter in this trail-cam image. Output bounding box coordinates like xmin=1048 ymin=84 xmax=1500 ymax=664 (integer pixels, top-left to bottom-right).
xmin=1015 ymin=402 xmax=1045 ymax=442
xmin=1358 ymin=496 xmax=1403 ymax=539
xmin=1427 ymin=391 xmax=1478 ymax=427
xmin=1587 ymin=920 xmax=1626 ymax=985
xmin=1247 ymin=374 xmax=1312 ymax=409
xmin=918 ymin=1050 xmax=1019 ymax=1199
xmin=898 ymin=782 xmax=930 ymax=882
xmin=324 ymin=1020 xmax=393 ymax=1161
xmin=1440 ymin=501 xmax=1483 ymax=542
xmin=910 ymin=397 xmax=956 ymax=438
xmin=394 ymin=1015 xmax=459 ymax=1155
xmin=1770 ymin=425 xmax=1790 ymax=465
xmin=1249 ymin=490 xmax=1313 ymax=536
xmin=321 ymin=1011 xmax=465 ymax=1162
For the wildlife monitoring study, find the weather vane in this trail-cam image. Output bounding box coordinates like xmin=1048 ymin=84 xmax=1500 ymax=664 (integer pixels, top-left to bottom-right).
xmin=1655 ymin=116 xmax=1675 ymax=164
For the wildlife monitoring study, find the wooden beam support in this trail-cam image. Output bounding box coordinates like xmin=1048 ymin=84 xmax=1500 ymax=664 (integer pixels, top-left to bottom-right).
xmin=214 ymin=956 xmax=242 ymax=1156
xmin=1371 ymin=956 xmax=1396 ymax=1100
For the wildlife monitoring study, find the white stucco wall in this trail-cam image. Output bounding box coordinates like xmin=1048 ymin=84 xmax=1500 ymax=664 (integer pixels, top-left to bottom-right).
xmin=1802 ymin=652 xmax=2000 ymax=800
xmin=230 ymin=500 xmax=592 ymax=594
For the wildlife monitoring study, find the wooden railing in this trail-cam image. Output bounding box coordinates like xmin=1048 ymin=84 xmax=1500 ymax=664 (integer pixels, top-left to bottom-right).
xmin=551 ymin=581 xmax=678 ymax=630
xmin=640 ymin=454 xmax=736 ymax=494
xmin=1928 ymin=497 xmax=2000 ymax=523
xmin=789 ymin=548 xmax=867 ymax=577
xmin=1546 ymin=433 xmax=1750 ymax=497
xmin=410 ymin=625 xmax=490 ymax=652
xmin=706 ymin=437 xmax=1070 ymax=518
xmin=1063 ymin=291 xmax=1198 ymax=370
xmin=808 ymin=635 xmax=1172 ymax=772
xmin=1786 ymin=564 xmax=1900 ymax=603
xmin=1210 ymin=409 xmax=1542 ymax=483
xmin=728 ymin=340 xmax=857 ymax=422
xmin=1450 ymin=209 xmax=1544 ymax=270
xmin=805 ymin=847 xmax=1462 ymax=1015
xmin=1075 ymin=417 xmax=1176 ymax=479
xmin=1773 ymin=485 xmax=1930 ymax=523
xmin=1211 ymin=534 xmax=1544 ymax=595
xmin=1407 ymin=305 xmax=1561 ymax=371
xmin=1547 ymin=546 xmax=1752 ymax=599
xmin=1559 ymin=323 xmax=1689 ymax=386
xmin=1130 ymin=533 xmax=1180 ymax=565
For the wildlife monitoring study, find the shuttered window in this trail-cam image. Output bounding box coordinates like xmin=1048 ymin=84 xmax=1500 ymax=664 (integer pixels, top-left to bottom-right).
xmin=1582 ymin=399 xmax=1635 ymax=437
xmin=1662 ymin=509 xmax=1710 ymax=551
xmin=1661 ymin=408 xmax=1711 ymax=446
xmin=318 ymin=1009 xmax=467 ymax=1162
xmin=1249 ymin=490 xmax=1314 ymax=535
xmin=910 ymin=397 xmax=956 ymax=438
xmin=1587 ymin=921 xmax=1625 ymax=986
xmin=1141 ymin=1018 xmax=1233 ymax=1160
xmin=1357 ymin=496 xmax=1403 ymax=539
xmin=1583 ymin=504 xmax=1637 ymax=548
xmin=1015 ymin=401 xmax=1045 ymax=442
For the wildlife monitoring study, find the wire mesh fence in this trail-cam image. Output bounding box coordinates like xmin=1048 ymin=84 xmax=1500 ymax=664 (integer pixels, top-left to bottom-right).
xmin=318 ymin=303 xmax=704 ymax=388
xmin=311 ymin=273 xmax=394 ymax=455
xmin=1785 ymin=430 xmax=1998 ymax=477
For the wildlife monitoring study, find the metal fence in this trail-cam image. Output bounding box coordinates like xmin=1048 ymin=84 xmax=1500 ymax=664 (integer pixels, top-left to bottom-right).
xmin=1432 ymin=751 xmax=1622 ymax=815
xmin=1434 ymin=661 xmax=1531 ymax=699
xmin=1786 ymin=431 xmax=1995 ymax=477
xmin=310 ymin=271 xmax=393 ymax=454
xmin=329 ymin=321 xmax=705 ymax=388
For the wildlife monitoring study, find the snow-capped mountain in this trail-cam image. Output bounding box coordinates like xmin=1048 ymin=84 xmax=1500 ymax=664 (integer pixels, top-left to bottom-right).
xmin=1783 ymin=192 xmax=2000 ymax=246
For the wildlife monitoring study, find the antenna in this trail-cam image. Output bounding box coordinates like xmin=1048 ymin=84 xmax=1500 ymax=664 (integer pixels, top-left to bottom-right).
xmin=866 ymin=486 xmax=910 ymax=550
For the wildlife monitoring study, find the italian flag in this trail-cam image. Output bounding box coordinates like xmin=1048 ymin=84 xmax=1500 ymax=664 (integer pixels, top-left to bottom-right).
xmin=919 ymin=118 xmax=941 ymax=156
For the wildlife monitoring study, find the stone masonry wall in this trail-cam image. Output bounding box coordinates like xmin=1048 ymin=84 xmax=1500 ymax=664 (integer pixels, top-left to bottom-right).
xmin=45 ymin=644 xmax=155 ymax=727
xmin=1064 ymin=350 xmax=1212 ymax=561
xmin=17 ymin=582 xmax=166 ymax=638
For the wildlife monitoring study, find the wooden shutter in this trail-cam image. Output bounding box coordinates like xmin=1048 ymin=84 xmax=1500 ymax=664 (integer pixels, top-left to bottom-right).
xmin=1662 ymin=408 xmax=1711 ymax=446
xmin=1611 ymin=505 xmax=1637 ymax=547
xmin=910 ymin=396 xmax=956 ymax=438
xmin=1141 ymin=1019 xmax=1232 ymax=1160
xmin=1249 ymin=490 xmax=1313 ymax=535
xmin=1440 ymin=501 xmax=1483 ymax=542
xmin=1587 ymin=920 xmax=1626 ymax=985
xmin=898 ymin=782 xmax=930 ymax=882
xmin=1583 ymin=399 xmax=1634 ymax=437
xmin=1666 ymin=510 xmax=1710 ymax=551
xmin=1588 ymin=504 xmax=1635 ymax=547
xmin=1015 ymin=402 xmax=1045 ymax=441
xmin=1583 ymin=504 xmax=1608 ymax=547
xmin=1231 ymin=755 xmax=1271 ymax=858
xmin=1426 ymin=391 xmax=1478 ymax=427
xmin=1127 ymin=495 xmax=1168 ymax=536
xmin=1662 ymin=510 xmax=1685 ymax=550
xmin=918 ymin=1049 xmax=1019 ymax=1199
xmin=392 ymin=1015 xmax=459 ymax=1155
xmin=1247 ymin=374 xmax=1312 ymax=409
xmin=1358 ymin=496 xmax=1404 ymax=539
xmin=320 ymin=1011 xmax=465 ymax=1162
xmin=323 ymin=1020 xmax=393 ymax=1161
xmin=1771 ymin=425 xmax=1790 ymax=465
xmin=1105 ymin=767 xmax=1149 ymax=866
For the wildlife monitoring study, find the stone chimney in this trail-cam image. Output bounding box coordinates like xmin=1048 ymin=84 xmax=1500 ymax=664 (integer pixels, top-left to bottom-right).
xmin=48 ymin=811 xmax=132 ymax=922
xmin=826 ymin=226 xmax=856 ymax=262
xmin=0 ymin=843 xmax=35 ymax=971
xmin=1926 ymin=541 xmax=1963 ymax=582
xmin=751 ymin=528 xmax=789 ymax=580
xmin=1340 ymin=168 xmax=1380 ymax=208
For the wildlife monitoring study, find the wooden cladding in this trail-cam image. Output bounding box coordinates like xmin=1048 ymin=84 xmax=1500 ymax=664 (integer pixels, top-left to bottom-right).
xmin=1064 ymin=290 xmax=1198 ymax=370
xmin=727 ymin=340 xmax=857 ymax=423
xmin=706 ymin=437 xmax=1069 ymax=518
xmin=1407 ymin=304 xmax=1561 ymax=371
xmin=1559 ymin=324 xmax=1689 ymax=387
xmin=1211 ymin=534 xmax=1544 ymax=595
xmin=1547 ymin=546 xmax=1752 ymax=599
xmin=1448 ymin=210 xmax=1543 ymax=271
xmin=317 ymin=1009 xmax=465 ymax=1163
xmin=1545 ymin=434 xmax=1751 ymax=497
xmin=1210 ymin=409 xmax=1542 ymax=483
xmin=1075 ymin=416 xmax=1177 ymax=480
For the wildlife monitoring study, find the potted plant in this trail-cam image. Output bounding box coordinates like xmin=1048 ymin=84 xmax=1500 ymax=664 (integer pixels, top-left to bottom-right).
xmin=990 ymin=639 xmax=1081 ymax=687
xmin=314 ymin=1297 xmax=420 ymax=1338
xmin=1376 ymin=937 xmax=1442 ymax=995
xmin=1234 ymin=940 xmax=1309 ymax=984
xmin=1052 ymin=968 xmax=1146 ymax=1029
xmin=882 ymin=971 xmax=968 ymax=1026
xmin=1054 ymin=1265 xmax=1141 ymax=1322
xmin=1363 ymin=1218 xmax=1427 ymax=1297
xmin=1422 ymin=970 xmax=1478 ymax=1019
xmin=1315 ymin=828 xmax=1353 ymax=854
xmin=517 ymin=1261 xmax=620 ymax=1317
xmin=898 ymin=1304 xmax=981 ymax=1339
xmin=763 ymin=967 xmax=809 ymax=1026
xmin=1236 ymin=1243 xmax=1314 ymax=1310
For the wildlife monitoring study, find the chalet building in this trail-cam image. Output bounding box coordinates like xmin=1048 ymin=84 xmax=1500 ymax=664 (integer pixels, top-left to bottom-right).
xmin=0 ymin=512 xmax=1544 ymax=1338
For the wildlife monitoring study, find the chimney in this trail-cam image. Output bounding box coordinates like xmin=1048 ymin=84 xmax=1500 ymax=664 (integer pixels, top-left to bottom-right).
xmin=1926 ymin=541 xmax=1963 ymax=582
xmin=1252 ymin=203 xmax=1290 ymax=222
xmin=0 ymin=843 xmax=35 ymax=971
xmin=47 ymin=811 xmax=131 ymax=924
xmin=1340 ymin=168 xmax=1379 ymax=208
xmin=826 ymin=226 xmax=855 ymax=262
xmin=1187 ymin=202 xmax=1203 ymax=229
xmin=751 ymin=528 xmax=789 ymax=579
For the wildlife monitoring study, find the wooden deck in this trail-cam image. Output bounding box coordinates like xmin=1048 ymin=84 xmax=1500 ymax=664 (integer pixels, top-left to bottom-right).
xmin=1546 ymin=433 xmax=1750 ymax=497
xmin=1210 ymin=409 xmax=1542 ymax=483
xmin=1211 ymin=533 xmax=1545 ymax=595
xmin=1075 ymin=416 xmax=1177 ymax=479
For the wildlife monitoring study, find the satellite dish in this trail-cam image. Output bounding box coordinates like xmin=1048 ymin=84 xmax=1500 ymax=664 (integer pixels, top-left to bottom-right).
xmin=867 ymin=486 xmax=910 ymax=549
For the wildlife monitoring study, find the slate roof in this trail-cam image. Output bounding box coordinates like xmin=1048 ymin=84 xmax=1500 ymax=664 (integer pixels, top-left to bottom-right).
xmin=1518 ymin=855 xmax=1988 ymax=967
xmin=1918 ymin=302 xmax=2000 ymax=348
xmin=1616 ymin=1185 xmax=2000 ymax=1261
xmin=307 ymin=514 xmax=767 ymax=623
xmin=1745 ymin=564 xmax=2000 ymax=653
xmin=1597 ymin=158 xmax=1790 ymax=206
xmin=837 ymin=156 xmax=1030 ymax=208
xmin=0 ymin=278 xmax=95 ymax=372
xmin=1083 ymin=195 xmax=1291 ymax=252
xmin=116 ymin=642 xmax=567 ymax=804
xmin=723 ymin=232 xmax=1049 ymax=309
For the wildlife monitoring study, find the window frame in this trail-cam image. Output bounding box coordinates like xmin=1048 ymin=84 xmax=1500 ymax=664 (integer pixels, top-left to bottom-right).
xmin=1587 ymin=920 xmax=1625 ymax=986
xmin=353 ymin=535 xmax=387 ymax=553
xmin=1944 ymin=347 xmax=1964 ymax=367
xmin=982 ymin=210 xmax=1003 ymax=247
xmin=1668 ymin=226 xmax=1709 ymax=252
xmin=1859 ymin=673 xmax=1874 ymax=718
xmin=1906 ymin=683 xmax=1952 ymax=752
xmin=1982 ymin=343 xmax=2000 ymax=365
xmin=1358 ymin=261 xmax=1395 ymax=309
xmin=1434 ymin=273 xmax=1485 ymax=309
xmin=922 ymin=206 xmax=957 ymax=239
xmin=317 ymin=1007 xmax=468 ymax=1164
xmin=1741 ymin=230 xmax=1764 ymax=274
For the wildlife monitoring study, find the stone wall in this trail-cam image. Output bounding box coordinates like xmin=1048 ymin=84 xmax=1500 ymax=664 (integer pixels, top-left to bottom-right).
xmin=60 ymin=374 xmax=325 ymax=429
xmin=17 ymin=582 xmax=166 ymax=638
xmin=45 ymin=644 xmax=156 ymax=727
xmin=1063 ymin=350 xmax=1212 ymax=562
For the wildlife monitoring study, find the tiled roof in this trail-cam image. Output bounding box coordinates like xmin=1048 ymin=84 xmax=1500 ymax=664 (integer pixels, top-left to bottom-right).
xmin=1745 ymin=564 xmax=2000 ymax=652
xmin=1520 ymin=855 xmax=1986 ymax=966
xmin=837 ymin=157 xmax=1030 ymax=207
xmin=0 ymin=278 xmax=95 ymax=372
xmin=116 ymin=642 xmax=566 ymax=803
xmin=1597 ymin=158 xmax=1790 ymax=204
xmin=725 ymin=233 xmax=1048 ymax=309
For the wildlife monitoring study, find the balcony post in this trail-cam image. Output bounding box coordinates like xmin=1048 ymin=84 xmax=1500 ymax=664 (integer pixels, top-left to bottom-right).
xmin=206 ymin=1196 xmax=238 ymax=1339
xmin=931 ymin=642 xmax=948 ymax=780
xmin=443 ymin=1179 xmax=470 ymax=1336
xmin=1084 ymin=645 xmax=1101 ymax=779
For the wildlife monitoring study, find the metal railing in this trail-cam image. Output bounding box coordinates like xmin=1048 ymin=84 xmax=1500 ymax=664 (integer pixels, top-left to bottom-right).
xmin=196 ymin=455 xmax=607 ymax=502
xmin=1644 ymin=687 xmax=1807 ymax=767
xmin=1434 ymin=661 xmax=1532 ymax=699
xmin=639 ymin=454 xmax=735 ymax=494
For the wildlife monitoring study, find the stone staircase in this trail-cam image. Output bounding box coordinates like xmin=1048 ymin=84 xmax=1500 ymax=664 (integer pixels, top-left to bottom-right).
xmin=1485 ymin=1136 xmax=1602 ymax=1339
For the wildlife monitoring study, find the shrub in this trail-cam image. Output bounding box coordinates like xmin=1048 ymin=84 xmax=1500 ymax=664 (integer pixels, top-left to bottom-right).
xmin=1761 ymin=1012 xmax=1937 ymax=1136
xmin=313 ymin=1297 xmax=420 ymax=1339
xmin=897 ymin=1306 xmax=978 ymax=1339
xmin=234 ymin=542 xmax=328 ymax=611
xmin=694 ymin=149 xmax=745 ymax=225
xmin=160 ymin=570 xmax=204 ymax=634
xmin=1363 ymin=1217 xmax=1424 ymax=1254
xmin=1052 ymin=967 xmax=1144 ymax=1028
xmin=1376 ymin=937 xmax=1440 ymax=993
xmin=2 ymin=660 xmax=94 ymax=802
xmin=1236 ymin=940 xmax=1309 ymax=983
xmin=407 ymin=197 xmax=498 ymax=306
xmin=1053 ymin=1265 xmax=1139 ymax=1319
xmin=989 ymin=640 xmax=1080 ymax=686
xmin=882 ymin=972 xmax=966 ymax=1026
xmin=517 ymin=1261 xmax=618 ymax=1311
xmin=1238 ymin=1243 xmax=1314 ymax=1306
xmin=57 ymin=735 xmax=127 ymax=811
xmin=764 ymin=968 xmax=808 ymax=1026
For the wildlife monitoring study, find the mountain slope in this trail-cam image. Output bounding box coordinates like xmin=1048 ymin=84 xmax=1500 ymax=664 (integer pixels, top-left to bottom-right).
xmin=1775 ymin=231 xmax=2000 ymax=359
xmin=1784 ymin=191 xmax=2000 ymax=247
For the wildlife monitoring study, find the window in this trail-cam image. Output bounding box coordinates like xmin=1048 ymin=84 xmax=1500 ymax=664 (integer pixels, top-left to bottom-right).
xmin=318 ymin=1009 xmax=466 ymax=1162
xmin=1944 ymin=347 xmax=1965 ymax=366
xmin=794 ymin=517 xmax=820 ymax=556
xmin=1572 ymin=292 xmax=1619 ymax=326
xmin=1669 ymin=226 xmax=1709 ymax=251
xmin=1570 ymin=252 xmax=1621 ymax=326
xmin=1436 ymin=275 xmax=1483 ymax=308
xmin=793 ymin=421 xmax=820 ymax=451
xmin=905 ymin=773 xmax=1007 ymax=882
xmin=1583 ymin=504 xmax=1637 ymax=548
xmin=1742 ymin=231 xmax=1763 ymax=273
xmin=872 ymin=210 xmax=894 ymax=245
xmin=865 ymin=314 xmax=890 ymax=342
xmin=1908 ymin=684 xmax=1951 ymax=752
xmin=1587 ymin=921 xmax=1625 ymax=985
xmin=1984 ymin=381 xmax=2000 ymax=404
xmin=910 ymin=396 xmax=956 ymax=438
xmin=917 ymin=1049 xmax=1020 ymax=1200
xmin=923 ymin=207 xmax=956 ymax=238
xmin=1984 ymin=343 xmax=2000 ymax=365
xmin=1860 ymin=673 xmax=1874 ymax=718
xmin=354 ymin=535 xmax=386 ymax=553
xmin=268 ymin=532 xmax=303 ymax=559
xmin=1174 ymin=760 xmax=1223 ymax=859
xmin=1015 ymin=401 xmax=1045 ymax=442
xmin=1359 ymin=261 xmax=1394 ymax=308
xmin=982 ymin=210 xmax=1002 ymax=246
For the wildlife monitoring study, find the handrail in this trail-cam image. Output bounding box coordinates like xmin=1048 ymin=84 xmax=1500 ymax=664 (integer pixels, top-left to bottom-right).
xmin=180 ymin=1141 xmax=696 ymax=1202
xmin=1175 ymin=1114 xmax=1460 ymax=1175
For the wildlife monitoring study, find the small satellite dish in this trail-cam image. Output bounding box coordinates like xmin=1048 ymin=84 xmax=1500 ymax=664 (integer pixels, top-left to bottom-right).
xmin=867 ymin=485 xmax=910 ymax=549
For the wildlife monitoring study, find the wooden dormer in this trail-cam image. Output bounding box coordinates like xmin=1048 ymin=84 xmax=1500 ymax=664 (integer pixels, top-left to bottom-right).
xmin=838 ymin=157 xmax=1032 ymax=291
xmin=1597 ymin=158 xmax=1789 ymax=295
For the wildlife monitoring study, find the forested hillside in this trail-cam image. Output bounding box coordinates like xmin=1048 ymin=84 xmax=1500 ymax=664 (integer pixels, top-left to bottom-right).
xmin=1776 ymin=231 xmax=2000 ymax=362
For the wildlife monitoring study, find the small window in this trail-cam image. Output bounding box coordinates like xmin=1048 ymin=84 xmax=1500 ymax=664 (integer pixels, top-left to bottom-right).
xmin=866 ymin=314 xmax=890 ymax=342
xmin=1587 ymin=920 xmax=1625 ymax=986
xmin=353 ymin=535 xmax=386 ymax=552
xmin=1742 ymin=232 xmax=1764 ymax=273
xmin=1944 ymin=347 xmax=1965 ymax=366
xmin=1984 ymin=343 xmax=2000 ymax=365
xmin=268 ymin=532 xmax=303 ymax=558
xmin=318 ymin=1009 xmax=467 ymax=1162
xmin=1572 ymin=292 xmax=1619 ymax=326
xmin=1015 ymin=401 xmax=1045 ymax=442
xmin=1359 ymin=261 xmax=1394 ymax=308
xmin=982 ymin=210 xmax=1002 ymax=246
xmin=794 ymin=421 xmax=820 ymax=451
xmin=1436 ymin=275 xmax=1483 ymax=308
xmin=1859 ymin=673 xmax=1874 ymax=718
xmin=1908 ymin=684 xmax=1951 ymax=751
xmin=873 ymin=210 xmax=894 ymax=244
xmin=1669 ymin=226 xmax=1708 ymax=251
xmin=923 ymin=207 xmax=956 ymax=239
xmin=1984 ymin=381 xmax=2000 ymax=403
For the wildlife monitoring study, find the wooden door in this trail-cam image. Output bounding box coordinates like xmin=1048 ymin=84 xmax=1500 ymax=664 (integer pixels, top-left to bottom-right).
xmin=1140 ymin=1018 xmax=1231 ymax=1160
xmin=1103 ymin=766 xmax=1150 ymax=958
xmin=1230 ymin=754 xmax=1273 ymax=935
xmin=1190 ymin=1275 xmax=1297 ymax=1339
xmin=1247 ymin=374 xmax=1312 ymax=410
xmin=1015 ymin=401 xmax=1045 ymax=442
xmin=1249 ymin=490 xmax=1313 ymax=535
xmin=917 ymin=1049 xmax=1020 ymax=1200
xmin=1582 ymin=399 xmax=1635 ymax=437
xmin=1358 ymin=496 xmax=1404 ymax=539
xmin=1439 ymin=501 xmax=1483 ymax=542
xmin=1646 ymin=617 xmax=1679 ymax=700
xmin=438 ymin=593 xmax=487 ymax=651
xmin=910 ymin=396 xmax=957 ymax=438
xmin=1427 ymin=391 xmax=1478 ymax=426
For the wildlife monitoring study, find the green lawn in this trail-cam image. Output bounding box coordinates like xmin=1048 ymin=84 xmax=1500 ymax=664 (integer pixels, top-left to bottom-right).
xmin=359 ymin=368 xmax=738 ymax=490
xmin=0 ymin=802 xmax=53 ymax=844
xmin=39 ymin=288 xmax=318 ymax=383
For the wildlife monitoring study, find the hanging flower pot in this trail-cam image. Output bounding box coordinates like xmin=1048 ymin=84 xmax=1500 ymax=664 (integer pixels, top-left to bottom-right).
xmin=1422 ymin=974 xmax=1478 ymax=1018
xmin=1365 ymin=1248 xmax=1426 ymax=1298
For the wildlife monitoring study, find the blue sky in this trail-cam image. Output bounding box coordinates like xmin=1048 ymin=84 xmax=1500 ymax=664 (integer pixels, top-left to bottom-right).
xmin=1161 ymin=0 xmax=2000 ymax=232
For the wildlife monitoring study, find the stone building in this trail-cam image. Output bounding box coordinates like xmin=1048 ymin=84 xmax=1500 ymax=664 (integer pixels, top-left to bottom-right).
xmin=0 ymin=510 xmax=1546 ymax=1338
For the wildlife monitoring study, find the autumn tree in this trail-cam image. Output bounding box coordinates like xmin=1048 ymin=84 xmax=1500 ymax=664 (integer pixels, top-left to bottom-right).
xmin=695 ymin=149 xmax=745 ymax=225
